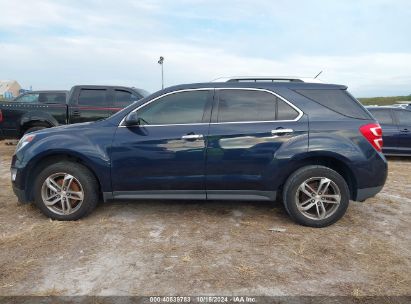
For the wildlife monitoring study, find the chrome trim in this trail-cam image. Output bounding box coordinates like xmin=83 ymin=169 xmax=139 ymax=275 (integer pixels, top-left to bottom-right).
xmin=181 ymin=134 xmax=204 ymax=140
xmin=271 ymin=128 xmax=294 ymax=135
xmin=211 ymin=76 xmax=324 ymax=83
xmin=119 ymin=87 xmax=304 ymax=127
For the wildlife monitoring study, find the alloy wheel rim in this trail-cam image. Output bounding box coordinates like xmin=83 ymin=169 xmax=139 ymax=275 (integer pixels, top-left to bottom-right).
xmin=295 ymin=177 xmax=341 ymax=221
xmin=41 ymin=172 xmax=84 ymax=215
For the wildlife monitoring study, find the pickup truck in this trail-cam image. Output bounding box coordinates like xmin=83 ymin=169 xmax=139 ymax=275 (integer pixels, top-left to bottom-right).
xmin=0 ymin=85 xmax=149 ymax=139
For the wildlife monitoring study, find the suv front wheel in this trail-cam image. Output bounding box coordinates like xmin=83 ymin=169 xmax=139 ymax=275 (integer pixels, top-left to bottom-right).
xmin=33 ymin=161 xmax=99 ymax=220
xmin=283 ymin=165 xmax=350 ymax=227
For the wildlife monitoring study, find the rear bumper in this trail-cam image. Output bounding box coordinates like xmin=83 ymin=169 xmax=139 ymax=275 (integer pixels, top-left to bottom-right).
xmin=355 ymin=185 xmax=384 ymax=202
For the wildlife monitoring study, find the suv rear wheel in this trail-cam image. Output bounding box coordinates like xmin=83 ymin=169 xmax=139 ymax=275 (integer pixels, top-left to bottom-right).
xmin=33 ymin=161 xmax=99 ymax=220
xmin=282 ymin=165 xmax=350 ymax=227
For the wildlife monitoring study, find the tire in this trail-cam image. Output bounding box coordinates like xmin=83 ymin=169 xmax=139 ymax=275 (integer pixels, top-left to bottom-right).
xmin=24 ymin=125 xmax=48 ymax=135
xmin=33 ymin=161 xmax=99 ymax=220
xmin=282 ymin=165 xmax=350 ymax=228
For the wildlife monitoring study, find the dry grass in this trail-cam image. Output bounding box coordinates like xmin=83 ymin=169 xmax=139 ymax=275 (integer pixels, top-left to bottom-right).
xmin=0 ymin=141 xmax=410 ymax=296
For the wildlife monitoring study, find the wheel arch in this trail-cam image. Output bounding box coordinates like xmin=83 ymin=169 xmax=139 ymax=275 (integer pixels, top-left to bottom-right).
xmin=20 ymin=120 xmax=53 ymax=137
xmin=24 ymin=153 xmax=104 ymax=202
xmin=19 ymin=111 xmax=59 ymax=137
xmin=276 ymin=153 xmax=358 ymax=201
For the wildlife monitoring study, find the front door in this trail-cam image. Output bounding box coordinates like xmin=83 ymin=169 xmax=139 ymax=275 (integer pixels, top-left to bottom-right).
xmin=206 ymin=89 xmax=308 ymax=201
xmin=110 ymin=89 xmax=213 ymax=199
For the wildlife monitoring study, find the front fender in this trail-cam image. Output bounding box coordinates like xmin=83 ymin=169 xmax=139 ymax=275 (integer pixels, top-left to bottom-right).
xmin=15 ymin=125 xmax=116 ymax=196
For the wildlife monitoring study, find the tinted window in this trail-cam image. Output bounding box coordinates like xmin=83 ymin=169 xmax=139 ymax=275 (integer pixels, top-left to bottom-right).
xmin=134 ymin=88 xmax=150 ymax=98
xmin=217 ymin=90 xmax=298 ymax=122
xmin=137 ymin=90 xmax=210 ymax=125
xmin=396 ymin=110 xmax=411 ymax=125
xmin=295 ymin=89 xmax=371 ymax=119
xmin=114 ymin=90 xmax=140 ymax=108
xmin=15 ymin=93 xmax=39 ymax=103
xmin=368 ymin=109 xmax=394 ymax=125
xmin=78 ymin=89 xmax=107 ymax=106
xmin=278 ymin=99 xmax=299 ymax=120
xmin=38 ymin=93 xmax=66 ymax=104
xmin=218 ymin=90 xmax=276 ymax=122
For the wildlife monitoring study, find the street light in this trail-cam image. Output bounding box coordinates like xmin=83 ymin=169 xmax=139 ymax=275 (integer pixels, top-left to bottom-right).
xmin=158 ymin=56 xmax=164 ymax=89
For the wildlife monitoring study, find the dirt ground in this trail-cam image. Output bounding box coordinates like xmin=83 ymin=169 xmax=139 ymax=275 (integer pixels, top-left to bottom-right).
xmin=0 ymin=140 xmax=410 ymax=296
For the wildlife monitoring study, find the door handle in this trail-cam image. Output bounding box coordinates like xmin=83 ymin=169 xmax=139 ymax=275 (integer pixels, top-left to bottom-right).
xmin=400 ymin=128 xmax=410 ymax=133
xmin=72 ymin=110 xmax=80 ymax=117
xmin=181 ymin=134 xmax=204 ymax=140
xmin=271 ymin=128 xmax=294 ymax=135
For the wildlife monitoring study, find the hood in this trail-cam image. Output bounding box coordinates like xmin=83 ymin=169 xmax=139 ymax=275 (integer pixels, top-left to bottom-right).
xmin=30 ymin=121 xmax=98 ymax=137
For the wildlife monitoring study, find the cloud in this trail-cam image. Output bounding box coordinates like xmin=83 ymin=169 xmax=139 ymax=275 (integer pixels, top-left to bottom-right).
xmin=0 ymin=0 xmax=410 ymax=97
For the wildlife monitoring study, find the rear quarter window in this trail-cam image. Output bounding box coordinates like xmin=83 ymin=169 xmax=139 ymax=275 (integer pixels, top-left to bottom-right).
xmin=295 ymin=89 xmax=371 ymax=119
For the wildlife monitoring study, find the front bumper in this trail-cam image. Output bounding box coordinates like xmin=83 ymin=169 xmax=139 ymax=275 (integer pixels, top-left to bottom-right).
xmin=12 ymin=183 xmax=31 ymax=204
xmin=11 ymin=161 xmax=32 ymax=204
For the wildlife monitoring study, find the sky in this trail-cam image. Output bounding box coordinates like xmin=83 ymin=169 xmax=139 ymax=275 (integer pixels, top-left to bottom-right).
xmin=0 ymin=0 xmax=410 ymax=97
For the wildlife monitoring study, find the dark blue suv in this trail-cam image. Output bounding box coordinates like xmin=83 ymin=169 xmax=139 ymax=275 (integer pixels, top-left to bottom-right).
xmin=11 ymin=79 xmax=387 ymax=227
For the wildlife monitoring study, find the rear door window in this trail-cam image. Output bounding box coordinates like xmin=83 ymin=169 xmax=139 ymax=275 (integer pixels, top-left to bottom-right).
xmin=295 ymin=89 xmax=371 ymax=119
xmin=216 ymin=90 xmax=299 ymax=123
xmin=114 ymin=90 xmax=141 ymax=108
xmin=368 ymin=109 xmax=394 ymax=125
xmin=78 ymin=89 xmax=107 ymax=107
xmin=277 ymin=99 xmax=299 ymax=120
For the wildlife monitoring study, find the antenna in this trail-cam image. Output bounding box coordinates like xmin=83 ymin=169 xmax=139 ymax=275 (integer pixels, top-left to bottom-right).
xmin=314 ymin=70 xmax=323 ymax=79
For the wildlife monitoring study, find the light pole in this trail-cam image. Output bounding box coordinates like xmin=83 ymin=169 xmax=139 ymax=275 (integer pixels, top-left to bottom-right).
xmin=158 ymin=56 xmax=164 ymax=89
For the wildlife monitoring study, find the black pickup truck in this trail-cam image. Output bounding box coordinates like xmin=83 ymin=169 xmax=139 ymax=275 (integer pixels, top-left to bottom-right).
xmin=0 ymin=85 xmax=149 ymax=139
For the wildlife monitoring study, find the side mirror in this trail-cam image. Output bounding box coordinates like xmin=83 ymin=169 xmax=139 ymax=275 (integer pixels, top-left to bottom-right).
xmin=124 ymin=112 xmax=140 ymax=126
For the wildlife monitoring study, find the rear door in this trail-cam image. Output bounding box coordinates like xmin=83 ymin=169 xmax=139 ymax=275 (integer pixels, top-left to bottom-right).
xmin=393 ymin=109 xmax=411 ymax=155
xmin=205 ymin=88 xmax=308 ymax=200
xmin=69 ymin=88 xmax=111 ymax=124
xmin=368 ymin=108 xmax=398 ymax=154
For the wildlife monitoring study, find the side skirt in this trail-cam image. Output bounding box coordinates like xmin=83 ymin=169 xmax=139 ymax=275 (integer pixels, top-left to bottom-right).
xmin=103 ymin=190 xmax=276 ymax=202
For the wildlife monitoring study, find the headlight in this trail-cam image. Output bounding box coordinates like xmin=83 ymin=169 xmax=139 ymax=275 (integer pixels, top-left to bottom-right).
xmin=16 ymin=134 xmax=36 ymax=152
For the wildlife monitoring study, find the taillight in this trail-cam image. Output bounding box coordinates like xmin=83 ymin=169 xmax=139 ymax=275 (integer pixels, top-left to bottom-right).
xmin=0 ymin=110 xmax=3 ymax=123
xmin=359 ymin=123 xmax=383 ymax=152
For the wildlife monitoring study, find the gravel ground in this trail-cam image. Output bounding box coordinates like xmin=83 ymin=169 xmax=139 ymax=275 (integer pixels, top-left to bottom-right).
xmin=0 ymin=140 xmax=410 ymax=296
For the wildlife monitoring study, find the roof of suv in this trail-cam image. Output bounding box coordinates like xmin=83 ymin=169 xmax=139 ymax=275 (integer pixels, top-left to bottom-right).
xmin=161 ymin=81 xmax=347 ymax=94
